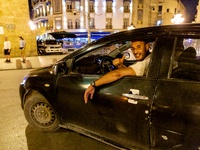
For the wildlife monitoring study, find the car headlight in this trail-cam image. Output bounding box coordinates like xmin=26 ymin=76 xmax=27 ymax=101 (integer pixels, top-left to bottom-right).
xmin=20 ymin=74 xmax=30 ymax=86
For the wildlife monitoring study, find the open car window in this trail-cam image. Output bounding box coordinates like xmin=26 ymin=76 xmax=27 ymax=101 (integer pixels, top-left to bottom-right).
xmin=170 ymin=37 xmax=200 ymax=81
xmin=72 ymin=39 xmax=155 ymax=75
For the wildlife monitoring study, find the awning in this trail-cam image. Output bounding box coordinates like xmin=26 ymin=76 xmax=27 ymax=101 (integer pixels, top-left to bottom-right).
xmin=49 ymin=31 xmax=77 ymax=39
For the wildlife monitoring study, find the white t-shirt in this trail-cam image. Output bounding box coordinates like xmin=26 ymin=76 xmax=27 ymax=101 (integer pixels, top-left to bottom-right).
xmin=4 ymin=41 xmax=11 ymax=49
xmin=20 ymin=40 xmax=26 ymax=48
xmin=129 ymin=54 xmax=151 ymax=76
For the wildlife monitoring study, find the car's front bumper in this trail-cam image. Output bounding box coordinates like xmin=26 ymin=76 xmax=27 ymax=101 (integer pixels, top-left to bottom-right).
xmin=19 ymin=84 xmax=26 ymax=109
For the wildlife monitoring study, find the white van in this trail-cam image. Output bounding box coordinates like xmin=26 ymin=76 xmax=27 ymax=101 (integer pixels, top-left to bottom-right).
xmin=38 ymin=39 xmax=63 ymax=55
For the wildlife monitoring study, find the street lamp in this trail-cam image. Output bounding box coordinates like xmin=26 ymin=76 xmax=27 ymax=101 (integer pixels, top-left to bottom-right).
xmin=128 ymin=22 xmax=135 ymax=30
xmin=171 ymin=13 xmax=184 ymax=24
xmin=29 ymin=21 xmax=36 ymax=30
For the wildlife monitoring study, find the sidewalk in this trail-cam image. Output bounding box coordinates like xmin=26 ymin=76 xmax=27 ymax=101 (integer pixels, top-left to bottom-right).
xmin=0 ymin=54 xmax=67 ymax=70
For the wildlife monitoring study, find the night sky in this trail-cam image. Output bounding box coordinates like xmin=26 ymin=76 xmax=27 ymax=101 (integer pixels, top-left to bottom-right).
xmin=181 ymin=0 xmax=199 ymax=23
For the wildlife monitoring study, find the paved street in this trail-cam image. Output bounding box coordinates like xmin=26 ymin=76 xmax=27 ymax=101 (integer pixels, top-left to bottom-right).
xmin=0 ymin=67 xmax=117 ymax=150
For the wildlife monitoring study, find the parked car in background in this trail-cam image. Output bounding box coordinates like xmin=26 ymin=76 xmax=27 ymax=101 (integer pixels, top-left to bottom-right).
xmin=37 ymin=39 xmax=63 ymax=55
xmin=20 ymin=24 xmax=200 ymax=149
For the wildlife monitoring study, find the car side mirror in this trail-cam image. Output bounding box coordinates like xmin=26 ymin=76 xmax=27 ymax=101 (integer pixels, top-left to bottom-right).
xmin=53 ymin=61 xmax=67 ymax=76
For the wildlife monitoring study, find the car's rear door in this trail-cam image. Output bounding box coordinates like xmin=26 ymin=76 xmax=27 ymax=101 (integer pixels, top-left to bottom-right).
xmin=55 ymin=37 xmax=166 ymax=149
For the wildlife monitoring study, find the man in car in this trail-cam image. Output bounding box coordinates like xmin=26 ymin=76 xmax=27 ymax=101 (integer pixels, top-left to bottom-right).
xmin=84 ymin=41 xmax=150 ymax=103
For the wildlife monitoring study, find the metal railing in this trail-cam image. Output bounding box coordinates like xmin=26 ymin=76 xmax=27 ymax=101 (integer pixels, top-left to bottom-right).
xmin=68 ymin=25 xmax=73 ymax=29
xmin=75 ymin=25 xmax=80 ymax=29
xmin=67 ymin=9 xmax=72 ymax=12
xmin=124 ymin=9 xmax=130 ymax=13
xmin=106 ymin=9 xmax=112 ymax=13
xmin=123 ymin=25 xmax=128 ymax=29
xmin=90 ymin=25 xmax=95 ymax=29
xmin=106 ymin=25 xmax=112 ymax=29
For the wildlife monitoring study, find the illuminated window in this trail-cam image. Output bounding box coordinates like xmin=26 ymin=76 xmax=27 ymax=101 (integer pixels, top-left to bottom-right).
xmin=75 ymin=19 xmax=80 ymax=29
xmin=55 ymin=17 xmax=62 ymax=29
xmin=89 ymin=1 xmax=94 ymax=13
xmin=106 ymin=1 xmax=112 ymax=13
xmin=90 ymin=18 xmax=95 ymax=29
xmin=124 ymin=1 xmax=130 ymax=13
xmin=75 ymin=1 xmax=80 ymax=10
xmin=106 ymin=18 xmax=112 ymax=29
xmin=123 ymin=18 xmax=129 ymax=29
xmin=66 ymin=2 xmax=72 ymax=12
xmin=68 ymin=19 xmax=73 ymax=29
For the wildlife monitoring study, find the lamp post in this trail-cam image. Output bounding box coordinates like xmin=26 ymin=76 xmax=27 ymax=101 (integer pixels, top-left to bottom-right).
xmin=87 ymin=4 xmax=91 ymax=43
xmin=171 ymin=13 xmax=184 ymax=24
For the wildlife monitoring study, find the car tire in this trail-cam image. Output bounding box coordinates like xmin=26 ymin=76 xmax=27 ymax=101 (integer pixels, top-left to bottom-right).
xmin=24 ymin=91 xmax=60 ymax=132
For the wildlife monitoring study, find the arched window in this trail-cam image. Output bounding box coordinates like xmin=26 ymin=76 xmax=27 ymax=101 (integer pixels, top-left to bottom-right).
xmin=68 ymin=19 xmax=73 ymax=29
xmin=75 ymin=19 xmax=80 ymax=29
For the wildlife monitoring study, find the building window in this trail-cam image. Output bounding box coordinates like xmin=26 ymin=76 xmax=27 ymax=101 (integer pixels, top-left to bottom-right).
xmin=123 ymin=18 xmax=129 ymax=29
xmin=89 ymin=1 xmax=94 ymax=13
xmin=138 ymin=0 xmax=143 ymax=4
xmin=167 ymin=8 xmax=169 ymax=12
xmin=75 ymin=1 xmax=80 ymax=10
xmin=68 ymin=19 xmax=73 ymax=29
xmin=106 ymin=18 xmax=112 ymax=29
xmin=124 ymin=1 xmax=130 ymax=13
xmin=75 ymin=19 xmax=80 ymax=29
xmin=158 ymin=6 xmax=162 ymax=12
xmin=67 ymin=2 xmax=72 ymax=12
xmin=137 ymin=9 xmax=143 ymax=24
xmin=137 ymin=0 xmax=143 ymax=25
xmin=53 ymin=0 xmax=62 ymax=14
xmin=106 ymin=1 xmax=112 ymax=13
xmin=55 ymin=17 xmax=62 ymax=29
xmin=90 ymin=18 xmax=95 ymax=29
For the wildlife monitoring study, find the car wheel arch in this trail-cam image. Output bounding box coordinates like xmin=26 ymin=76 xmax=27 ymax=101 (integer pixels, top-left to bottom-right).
xmin=23 ymin=89 xmax=61 ymax=132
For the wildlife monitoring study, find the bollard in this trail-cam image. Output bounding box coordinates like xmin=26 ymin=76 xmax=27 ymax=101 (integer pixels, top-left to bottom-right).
xmin=26 ymin=60 xmax=32 ymax=69
xmin=53 ymin=58 xmax=57 ymax=64
xmin=16 ymin=59 xmax=22 ymax=69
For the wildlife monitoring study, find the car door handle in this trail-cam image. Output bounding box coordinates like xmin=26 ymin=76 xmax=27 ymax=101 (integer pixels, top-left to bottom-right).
xmin=122 ymin=93 xmax=149 ymax=100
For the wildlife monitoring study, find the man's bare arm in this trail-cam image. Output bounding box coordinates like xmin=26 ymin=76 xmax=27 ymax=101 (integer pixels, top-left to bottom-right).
xmin=84 ymin=67 xmax=136 ymax=103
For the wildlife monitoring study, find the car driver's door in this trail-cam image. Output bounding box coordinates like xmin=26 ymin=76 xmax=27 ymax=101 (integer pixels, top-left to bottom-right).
xmin=55 ymin=37 xmax=165 ymax=149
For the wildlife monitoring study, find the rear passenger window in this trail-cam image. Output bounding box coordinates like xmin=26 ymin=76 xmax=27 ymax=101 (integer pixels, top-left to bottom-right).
xmin=171 ymin=38 xmax=200 ymax=81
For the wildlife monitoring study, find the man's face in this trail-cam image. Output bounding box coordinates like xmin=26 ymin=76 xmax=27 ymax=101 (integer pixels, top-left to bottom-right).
xmin=131 ymin=41 xmax=148 ymax=61
xmin=5 ymin=37 xmax=8 ymax=41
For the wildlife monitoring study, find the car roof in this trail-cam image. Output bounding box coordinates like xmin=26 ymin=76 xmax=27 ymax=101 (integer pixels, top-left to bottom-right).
xmin=94 ymin=23 xmax=200 ymax=44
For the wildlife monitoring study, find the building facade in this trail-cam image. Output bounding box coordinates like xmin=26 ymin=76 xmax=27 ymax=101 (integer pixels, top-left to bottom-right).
xmin=0 ymin=0 xmax=37 ymax=58
xmin=195 ymin=0 xmax=200 ymax=23
xmin=31 ymin=0 xmax=186 ymax=40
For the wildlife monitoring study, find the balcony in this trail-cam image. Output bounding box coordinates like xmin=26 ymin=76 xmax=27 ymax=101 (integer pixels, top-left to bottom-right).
xmin=106 ymin=9 xmax=112 ymax=13
xmin=124 ymin=9 xmax=130 ymax=13
xmin=90 ymin=25 xmax=95 ymax=29
xmin=68 ymin=25 xmax=73 ymax=29
xmin=89 ymin=9 xmax=94 ymax=13
xmin=123 ymin=25 xmax=128 ymax=29
xmin=106 ymin=25 xmax=112 ymax=29
xmin=75 ymin=25 xmax=80 ymax=29
xmin=66 ymin=9 xmax=72 ymax=12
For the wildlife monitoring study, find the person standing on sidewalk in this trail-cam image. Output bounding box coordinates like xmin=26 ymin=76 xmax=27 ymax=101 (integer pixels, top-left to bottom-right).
xmin=19 ymin=36 xmax=26 ymax=63
xmin=3 ymin=37 xmax=11 ymax=63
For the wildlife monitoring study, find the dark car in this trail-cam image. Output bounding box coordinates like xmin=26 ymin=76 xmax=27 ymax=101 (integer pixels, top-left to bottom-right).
xmin=20 ymin=24 xmax=200 ymax=149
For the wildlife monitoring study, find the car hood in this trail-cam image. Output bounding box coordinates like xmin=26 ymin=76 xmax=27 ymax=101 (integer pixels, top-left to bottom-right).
xmin=30 ymin=65 xmax=53 ymax=75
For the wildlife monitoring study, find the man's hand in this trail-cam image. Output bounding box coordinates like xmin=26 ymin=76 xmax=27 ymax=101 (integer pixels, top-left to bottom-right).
xmin=84 ymin=85 xmax=95 ymax=104
xmin=112 ymin=55 xmax=126 ymax=69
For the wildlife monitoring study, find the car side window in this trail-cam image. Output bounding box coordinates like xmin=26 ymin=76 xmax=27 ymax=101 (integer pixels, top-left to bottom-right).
xmin=170 ymin=38 xmax=200 ymax=81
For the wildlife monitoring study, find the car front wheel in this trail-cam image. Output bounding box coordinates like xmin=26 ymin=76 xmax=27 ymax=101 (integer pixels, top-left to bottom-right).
xmin=24 ymin=91 xmax=60 ymax=132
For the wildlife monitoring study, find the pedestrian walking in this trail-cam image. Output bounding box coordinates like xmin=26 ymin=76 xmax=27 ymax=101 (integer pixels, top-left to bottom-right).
xmin=3 ymin=37 xmax=11 ymax=63
xmin=19 ymin=36 xmax=26 ymax=63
